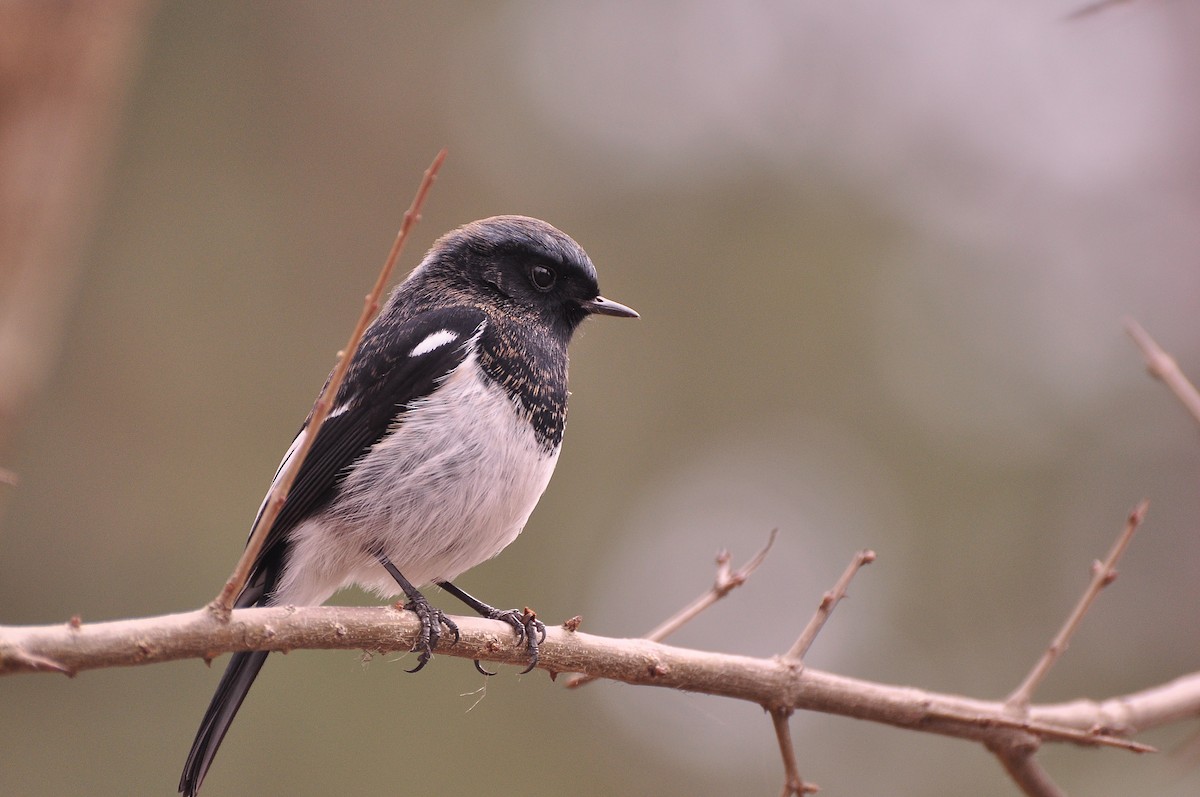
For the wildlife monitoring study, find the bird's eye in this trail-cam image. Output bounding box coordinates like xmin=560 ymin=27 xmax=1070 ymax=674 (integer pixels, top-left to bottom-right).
xmin=530 ymin=265 xmax=557 ymax=292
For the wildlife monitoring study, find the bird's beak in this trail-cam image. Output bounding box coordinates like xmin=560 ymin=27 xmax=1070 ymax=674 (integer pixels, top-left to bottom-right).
xmin=582 ymin=295 xmax=639 ymax=318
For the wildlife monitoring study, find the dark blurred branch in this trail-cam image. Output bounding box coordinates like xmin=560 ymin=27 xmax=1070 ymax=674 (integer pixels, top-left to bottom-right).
xmin=1064 ymin=0 xmax=1137 ymax=21
xmin=0 ymin=0 xmax=152 ymax=448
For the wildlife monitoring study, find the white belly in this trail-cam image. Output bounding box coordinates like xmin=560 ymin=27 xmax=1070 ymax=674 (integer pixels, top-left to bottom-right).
xmin=273 ymin=353 xmax=559 ymax=606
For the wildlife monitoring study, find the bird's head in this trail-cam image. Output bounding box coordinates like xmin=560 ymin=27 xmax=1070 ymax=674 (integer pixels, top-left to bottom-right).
xmin=416 ymin=215 xmax=638 ymax=335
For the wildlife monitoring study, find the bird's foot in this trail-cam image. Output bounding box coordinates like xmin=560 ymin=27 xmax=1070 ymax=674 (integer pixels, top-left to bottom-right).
xmin=399 ymin=594 xmax=460 ymax=673
xmin=474 ymin=607 xmax=546 ymax=676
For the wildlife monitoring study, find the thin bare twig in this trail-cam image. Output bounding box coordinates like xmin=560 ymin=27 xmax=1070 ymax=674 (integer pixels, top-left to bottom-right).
xmin=212 ymin=150 xmax=447 ymax=612
xmin=1007 ymin=501 xmax=1148 ymax=709
xmin=990 ymin=742 xmax=1067 ymax=797
xmin=643 ymin=528 xmax=777 ymax=640
xmin=1124 ymin=318 xmax=1200 ymax=429
xmin=564 ymin=529 xmax=776 ymax=688
xmin=771 ymin=707 xmax=817 ymax=796
xmin=768 ymin=550 xmax=873 ymax=795
xmin=785 ymin=549 xmax=875 ymax=661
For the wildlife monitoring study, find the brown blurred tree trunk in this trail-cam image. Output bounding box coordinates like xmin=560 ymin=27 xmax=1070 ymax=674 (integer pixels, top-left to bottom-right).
xmin=0 ymin=0 xmax=153 ymax=450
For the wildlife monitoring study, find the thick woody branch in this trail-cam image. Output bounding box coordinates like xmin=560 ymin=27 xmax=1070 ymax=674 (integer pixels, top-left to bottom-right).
xmin=0 ymin=606 xmax=1178 ymax=754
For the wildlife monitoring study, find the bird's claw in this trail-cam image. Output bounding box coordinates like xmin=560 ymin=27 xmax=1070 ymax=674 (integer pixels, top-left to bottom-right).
xmin=402 ymin=595 xmax=459 ymax=673
xmin=473 ymin=607 xmax=546 ymax=676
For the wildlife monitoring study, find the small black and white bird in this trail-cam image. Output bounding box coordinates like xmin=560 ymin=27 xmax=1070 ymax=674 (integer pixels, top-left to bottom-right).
xmin=179 ymin=215 xmax=637 ymax=796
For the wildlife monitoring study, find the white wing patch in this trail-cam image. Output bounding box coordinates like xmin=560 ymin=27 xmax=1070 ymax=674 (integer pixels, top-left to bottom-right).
xmin=409 ymin=329 xmax=459 ymax=358
xmin=272 ymin=428 xmax=308 ymax=486
xmin=250 ymin=427 xmax=309 ymax=529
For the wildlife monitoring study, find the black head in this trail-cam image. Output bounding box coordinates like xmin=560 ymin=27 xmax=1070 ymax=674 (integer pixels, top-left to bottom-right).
xmin=413 ymin=215 xmax=637 ymax=336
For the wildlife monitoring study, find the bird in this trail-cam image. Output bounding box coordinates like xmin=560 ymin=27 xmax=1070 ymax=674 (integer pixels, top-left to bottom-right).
xmin=178 ymin=215 xmax=637 ymax=796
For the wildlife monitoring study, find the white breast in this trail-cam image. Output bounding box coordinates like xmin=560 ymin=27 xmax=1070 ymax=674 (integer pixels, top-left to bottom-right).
xmin=273 ymin=350 xmax=560 ymax=606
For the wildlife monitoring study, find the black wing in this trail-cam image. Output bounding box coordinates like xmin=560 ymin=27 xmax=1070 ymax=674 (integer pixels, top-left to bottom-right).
xmin=241 ymin=305 xmax=488 ymax=602
xmin=181 ymin=307 xmax=489 ymax=796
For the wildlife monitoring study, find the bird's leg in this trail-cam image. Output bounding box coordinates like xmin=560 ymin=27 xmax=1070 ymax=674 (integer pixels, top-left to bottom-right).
xmin=375 ymin=552 xmax=459 ymax=673
xmin=437 ymin=580 xmax=546 ymax=675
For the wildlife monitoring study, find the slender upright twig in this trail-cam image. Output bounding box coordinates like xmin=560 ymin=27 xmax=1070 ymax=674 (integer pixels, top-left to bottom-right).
xmin=785 ymin=549 xmax=875 ymax=661
xmin=1007 ymin=501 xmax=1148 ymax=709
xmin=211 ymin=150 xmax=447 ymax=612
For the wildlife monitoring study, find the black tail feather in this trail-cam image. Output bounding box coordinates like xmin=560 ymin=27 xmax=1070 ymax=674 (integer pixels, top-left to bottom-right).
xmin=180 ymin=571 xmax=275 ymax=796
xmin=178 ymin=648 xmax=271 ymax=796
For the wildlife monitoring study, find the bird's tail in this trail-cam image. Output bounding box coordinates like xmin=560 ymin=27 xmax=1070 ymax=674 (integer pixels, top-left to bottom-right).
xmin=178 ymin=648 xmax=271 ymax=796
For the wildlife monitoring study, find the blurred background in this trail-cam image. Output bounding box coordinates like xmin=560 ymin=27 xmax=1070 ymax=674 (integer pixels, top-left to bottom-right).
xmin=2 ymin=2 xmax=1199 ymax=795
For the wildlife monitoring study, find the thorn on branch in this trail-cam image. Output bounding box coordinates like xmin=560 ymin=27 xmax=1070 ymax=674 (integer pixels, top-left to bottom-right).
xmin=6 ymin=648 xmax=73 ymax=676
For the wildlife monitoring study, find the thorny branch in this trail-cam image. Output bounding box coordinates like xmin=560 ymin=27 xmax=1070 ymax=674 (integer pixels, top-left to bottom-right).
xmin=0 ymin=603 xmax=1184 ymax=757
